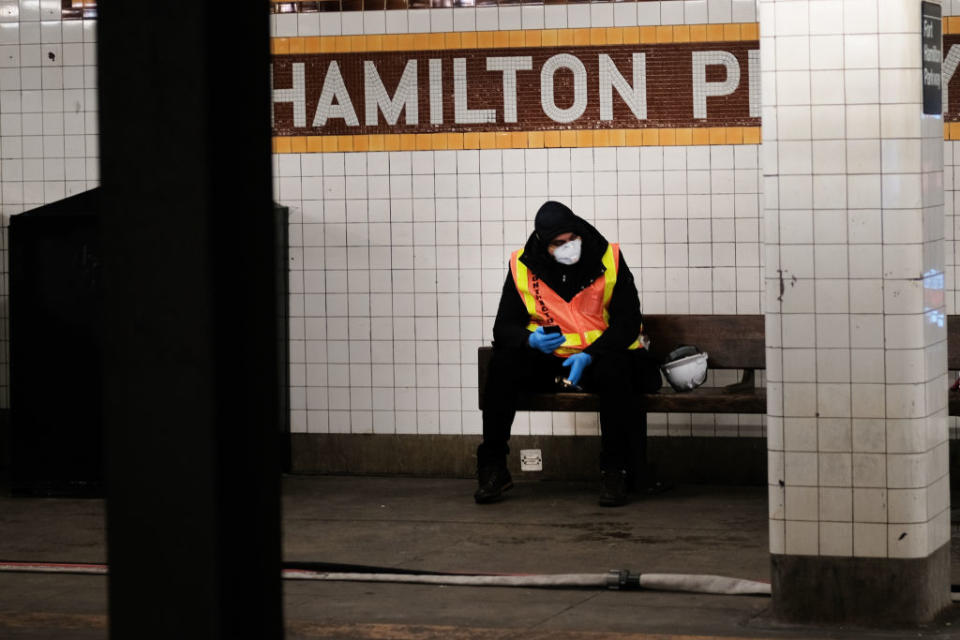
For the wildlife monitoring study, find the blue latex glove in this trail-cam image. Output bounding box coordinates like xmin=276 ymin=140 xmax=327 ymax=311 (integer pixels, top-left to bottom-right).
xmin=528 ymin=327 xmax=566 ymax=354
xmin=561 ymin=352 xmax=593 ymax=387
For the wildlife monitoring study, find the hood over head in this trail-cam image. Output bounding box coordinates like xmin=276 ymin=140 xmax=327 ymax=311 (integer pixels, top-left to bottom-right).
xmin=519 ymin=201 xmax=609 ymax=301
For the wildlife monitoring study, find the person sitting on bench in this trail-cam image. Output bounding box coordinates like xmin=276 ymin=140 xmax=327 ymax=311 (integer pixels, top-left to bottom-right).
xmin=476 ymin=201 xmax=662 ymax=507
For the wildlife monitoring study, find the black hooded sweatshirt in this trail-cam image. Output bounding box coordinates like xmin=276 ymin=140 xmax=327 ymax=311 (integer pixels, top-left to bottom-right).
xmin=492 ymin=201 xmax=643 ymax=356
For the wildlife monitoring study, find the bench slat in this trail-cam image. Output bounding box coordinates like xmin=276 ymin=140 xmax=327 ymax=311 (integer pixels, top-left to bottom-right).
xmin=642 ymin=387 xmax=766 ymax=413
xmin=503 ymin=388 xmax=766 ymax=414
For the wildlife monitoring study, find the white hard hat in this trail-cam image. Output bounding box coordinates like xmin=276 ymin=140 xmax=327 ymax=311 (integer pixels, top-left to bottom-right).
xmin=661 ymin=345 xmax=709 ymax=392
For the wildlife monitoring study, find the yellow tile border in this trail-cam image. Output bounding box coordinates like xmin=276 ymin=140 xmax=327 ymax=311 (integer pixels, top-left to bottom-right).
xmin=270 ymin=23 xmax=761 ymax=55
xmin=946 ymin=16 xmax=960 ymax=34
xmin=272 ymin=127 xmax=763 ymax=153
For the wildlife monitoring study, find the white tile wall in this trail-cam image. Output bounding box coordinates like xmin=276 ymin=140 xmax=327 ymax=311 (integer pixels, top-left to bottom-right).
xmin=0 ymin=1 xmax=98 ymax=409
xmin=271 ymin=5 xmax=768 ymax=439
xmin=940 ymin=0 xmax=960 ymax=440
xmin=0 ymin=2 xmax=955 ymax=488
xmin=763 ymin=0 xmax=950 ymax=560
xmin=276 ymin=142 xmax=765 ymax=438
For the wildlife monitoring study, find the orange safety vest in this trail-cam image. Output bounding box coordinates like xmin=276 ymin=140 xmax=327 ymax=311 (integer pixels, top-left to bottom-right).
xmin=510 ymin=243 xmax=642 ymax=357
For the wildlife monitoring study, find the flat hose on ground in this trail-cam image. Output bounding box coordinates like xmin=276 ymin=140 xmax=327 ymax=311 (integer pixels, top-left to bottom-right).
xmin=0 ymin=561 xmax=770 ymax=595
xmin=284 ymin=569 xmax=773 ymax=595
xmin=6 ymin=561 xmax=960 ymax=600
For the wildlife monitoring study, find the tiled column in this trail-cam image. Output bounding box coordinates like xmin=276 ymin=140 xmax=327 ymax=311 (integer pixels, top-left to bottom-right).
xmin=762 ymin=0 xmax=951 ymax=624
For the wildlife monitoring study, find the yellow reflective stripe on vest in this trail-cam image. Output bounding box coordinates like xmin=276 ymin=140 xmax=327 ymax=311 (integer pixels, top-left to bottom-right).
xmin=601 ymin=244 xmax=617 ymax=325
xmin=514 ymin=249 xmax=536 ymax=318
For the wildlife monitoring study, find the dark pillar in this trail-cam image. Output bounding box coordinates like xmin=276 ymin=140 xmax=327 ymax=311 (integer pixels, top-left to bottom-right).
xmin=97 ymin=4 xmax=281 ymax=639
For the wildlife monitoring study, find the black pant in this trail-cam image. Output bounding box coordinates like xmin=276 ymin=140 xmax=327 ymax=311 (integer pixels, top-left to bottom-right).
xmin=478 ymin=347 xmax=662 ymax=472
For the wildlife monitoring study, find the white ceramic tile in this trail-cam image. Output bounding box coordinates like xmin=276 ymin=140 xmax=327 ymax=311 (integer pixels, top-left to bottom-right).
xmin=774 ymin=1 xmax=809 ymax=37
xmin=810 ymin=70 xmax=844 ymax=106
xmin=879 ymin=32 xmax=921 ymax=69
xmin=706 ymin=0 xmax=731 ymax=23
xmin=880 ymin=68 xmax=921 ymax=105
xmin=660 ymin=0 xmax=684 ymax=25
xmin=813 ymin=175 xmax=846 ymax=209
xmin=429 ymin=8 xmax=453 ymax=32
xmin=844 ymin=70 xmax=880 ymax=105
xmin=785 ymin=519 xmax=819 ymax=555
xmin=814 ymin=244 xmax=848 ymax=279
xmin=842 ymin=0 xmax=878 ymax=34
xmin=843 ymin=34 xmax=879 ymax=70
xmin=811 ymin=140 xmax=845 ymax=175
xmin=888 ymin=522 xmax=928 ymax=558
xmin=820 ymin=486 xmax=853 ymax=520
xmin=567 ymin=4 xmax=590 ymax=28
xmin=853 ymin=449 xmax=888 ymax=487
xmin=776 ymin=36 xmax=809 ymax=72
xmin=819 ymin=521 xmax=853 ymax=556
xmin=497 ymin=6 xmax=520 ymax=30
xmin=817 ymin=383 xmax=852 ymax=419
xmin=341 ymin=12 xmax=364 ymax=35
xmin=544 ymin=5 xmax=567 ymax=29
xmin=731 ymin=0 xmax=755 ymax=22
xmin=887 ymin=488 xmax=928 ymax=523
xmin=853 ymin=522 xmax=887 ymax=557
xmin=682 ymin=0 xmax=707 ymax=24
xmin=521 ymin=5 xmax=544 ymax=29
xmin=846 ymin=104 xmax=880 ymax=139
xmin=590 ymin=2 xmax=614 ymax=27
xmin=777 ymin=140 xmax=811 ymax=175
xmin=809 ymin=0 xmax=842 ymax=35
xmin=454 ymin=7 xmax=477 ymax=31
xmin=785 ymin=486 xmax=819 ymax=522
xmin=881 ymin=104 xmax=922 ymax=139
xmin=769 ymin=519 xmax=785 ymax=554
xmin=275 ymin=13 xmax=299 ymax=37
xmin=879 ymin=0 xmax=920 ymax=33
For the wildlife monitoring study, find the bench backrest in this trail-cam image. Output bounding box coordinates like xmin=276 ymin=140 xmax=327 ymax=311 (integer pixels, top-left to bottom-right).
xmin=481 ymin=314 xmax=960 ymax=384
xmin=948 ymin=316 xmax=960 ymax=371
xmin=642 ymin=314 xmax=765 ymax=370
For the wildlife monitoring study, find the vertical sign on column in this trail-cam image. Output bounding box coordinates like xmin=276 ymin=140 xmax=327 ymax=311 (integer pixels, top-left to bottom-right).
xmin=922 ymin=1 xmax=942 ymax=115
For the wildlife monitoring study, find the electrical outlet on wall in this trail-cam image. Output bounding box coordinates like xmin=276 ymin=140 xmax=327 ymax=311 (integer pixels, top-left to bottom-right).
xmin=520 ymin=449 xmax=542 ymax=472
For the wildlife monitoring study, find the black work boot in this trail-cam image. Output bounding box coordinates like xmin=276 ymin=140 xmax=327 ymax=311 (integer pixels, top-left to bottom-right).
xmin=598 ymin=469 xmax=628 ymax=507
xmin=474 ymin=467 xmax=513 ymax=504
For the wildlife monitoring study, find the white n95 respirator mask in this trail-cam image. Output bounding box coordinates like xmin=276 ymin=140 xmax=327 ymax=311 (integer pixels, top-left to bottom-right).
xmin=553 ymin=238 xmax=582 ymax=265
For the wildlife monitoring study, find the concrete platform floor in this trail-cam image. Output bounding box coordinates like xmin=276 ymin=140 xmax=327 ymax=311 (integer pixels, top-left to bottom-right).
xmin=0 ymin=475 xmax=958 ymax=639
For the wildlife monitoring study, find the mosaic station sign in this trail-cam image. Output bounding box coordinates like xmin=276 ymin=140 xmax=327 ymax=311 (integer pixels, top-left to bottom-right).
xmin=941 ymin=34 xmax=960 ymax=121
xmin=271 ymin=42 xmax=760 ymax=136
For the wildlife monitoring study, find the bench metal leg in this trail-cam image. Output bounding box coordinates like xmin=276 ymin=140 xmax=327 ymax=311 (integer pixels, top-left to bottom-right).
xmin=626 ymin=412 xmax=649 ymax=491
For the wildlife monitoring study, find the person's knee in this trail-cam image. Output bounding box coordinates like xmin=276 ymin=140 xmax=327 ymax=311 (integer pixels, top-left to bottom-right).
xmin=591 ymin=350 xmax=662 ymax=394
xmin=592 ymin=351 xmax=633 ymax=389
xmin=488 ymin=347 xmax=527 ymax=381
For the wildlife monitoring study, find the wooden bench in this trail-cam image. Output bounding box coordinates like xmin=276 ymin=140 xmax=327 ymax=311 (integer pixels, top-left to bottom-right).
xmin=480 ymin=314 xmax=960 ymax=417
xmin=478 ymin=314 xmax=766 ymax=414
xmin=948 ymin=316 xmax=960 ymax=417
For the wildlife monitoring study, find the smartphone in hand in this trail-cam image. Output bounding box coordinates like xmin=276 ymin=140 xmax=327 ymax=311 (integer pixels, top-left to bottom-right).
xmin=543 ymin=325 xmax=562 ymax=334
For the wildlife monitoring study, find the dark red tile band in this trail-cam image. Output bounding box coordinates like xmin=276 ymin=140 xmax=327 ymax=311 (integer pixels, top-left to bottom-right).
xmin=272 ymin=43 xmax=759 ymax=136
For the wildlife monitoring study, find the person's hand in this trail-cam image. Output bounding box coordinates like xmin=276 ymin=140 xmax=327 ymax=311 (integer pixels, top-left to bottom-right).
xmin=528 ymin=327 xmax=566 ymax=354
xmin=561 ymin=352 xmax=592 ymax=386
